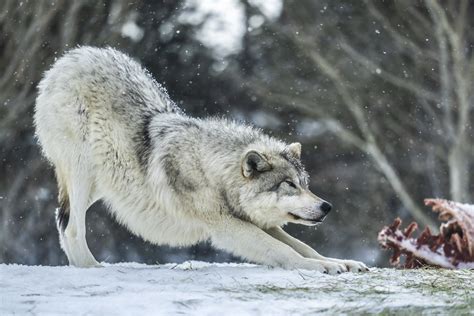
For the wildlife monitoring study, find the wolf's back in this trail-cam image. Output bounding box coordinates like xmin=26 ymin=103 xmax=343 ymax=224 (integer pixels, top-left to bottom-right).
xmin=36 ymin=46 xmax=179 ymax=116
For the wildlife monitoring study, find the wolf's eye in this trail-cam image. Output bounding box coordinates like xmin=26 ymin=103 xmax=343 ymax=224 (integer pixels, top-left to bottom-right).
xmin=285 ymin=180 xmax=297 ymax=189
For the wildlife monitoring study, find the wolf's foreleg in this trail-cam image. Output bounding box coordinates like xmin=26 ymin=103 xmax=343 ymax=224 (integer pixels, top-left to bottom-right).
xmin=264 ymin=226 xmax=369 ymax=272
xmin=210 ymin=217 xmax=348 ymax=274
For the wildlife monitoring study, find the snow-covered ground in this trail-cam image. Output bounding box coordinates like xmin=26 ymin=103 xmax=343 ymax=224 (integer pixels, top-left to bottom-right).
xmin=1 ymin=261 xmax=473 ymax=315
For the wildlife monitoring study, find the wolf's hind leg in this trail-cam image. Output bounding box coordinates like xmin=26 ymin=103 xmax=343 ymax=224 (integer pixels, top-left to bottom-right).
xmin=56 ymin=165 xmax=100 ymax=267
xmin=264 ymin=227 xmax=369 ymax=272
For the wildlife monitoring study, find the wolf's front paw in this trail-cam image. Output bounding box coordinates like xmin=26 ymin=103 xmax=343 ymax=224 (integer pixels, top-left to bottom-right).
xmin=335 ymin=259 xmax=369 ymax=273
xmin=295 ymin=259 xmax=347 ymax=275
xmin=320 ymin=261 xmax=348 ymax=275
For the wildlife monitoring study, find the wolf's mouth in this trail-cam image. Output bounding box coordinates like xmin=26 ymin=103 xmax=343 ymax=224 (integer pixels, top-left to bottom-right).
xmin=288 ymin=212 xmax=324 ymax=224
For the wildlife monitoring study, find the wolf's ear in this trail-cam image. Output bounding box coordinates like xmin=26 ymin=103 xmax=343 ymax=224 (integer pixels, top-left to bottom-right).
xmin=242 ymin=150 xmax=271 ymax=178
xmin=288 ymin=142 xmax=301 ymax=159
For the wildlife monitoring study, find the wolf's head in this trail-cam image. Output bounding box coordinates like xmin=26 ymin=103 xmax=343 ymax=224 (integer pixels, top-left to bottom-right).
xmin=239 ymin=142 xmax=332 ymax=228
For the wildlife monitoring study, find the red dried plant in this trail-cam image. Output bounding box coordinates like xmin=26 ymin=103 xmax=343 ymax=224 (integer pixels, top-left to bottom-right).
xmin=378 ymin=199 xmax=474 ymax=269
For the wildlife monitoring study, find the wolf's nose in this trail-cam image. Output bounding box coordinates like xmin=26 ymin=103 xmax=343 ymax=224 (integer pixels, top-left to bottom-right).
xmin=321 ymin=202 xmax=332 ymax=215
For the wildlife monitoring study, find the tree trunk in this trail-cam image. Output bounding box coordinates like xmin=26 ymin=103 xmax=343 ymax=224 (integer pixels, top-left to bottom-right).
xmin=366 ymin=143 xmax=437 ymax=230
xmin=448 ymin=141 xmax=471 ymax=203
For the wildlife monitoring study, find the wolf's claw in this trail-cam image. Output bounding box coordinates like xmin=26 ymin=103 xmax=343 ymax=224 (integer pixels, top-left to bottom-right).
xmin=336 ymin=260 xmax=369 ymax=273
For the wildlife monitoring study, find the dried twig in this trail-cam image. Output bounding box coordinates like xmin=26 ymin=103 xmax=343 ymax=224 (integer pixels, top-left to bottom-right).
xmin=378 ymin=199 xmax=474 ymax=269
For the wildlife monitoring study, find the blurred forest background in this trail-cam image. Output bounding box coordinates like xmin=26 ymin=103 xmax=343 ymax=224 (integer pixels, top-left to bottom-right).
xmin=1 ymin=0 xmax=473 ymax=267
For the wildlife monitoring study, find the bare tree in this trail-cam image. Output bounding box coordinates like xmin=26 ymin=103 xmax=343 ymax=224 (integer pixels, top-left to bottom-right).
xmin=247 ymin=0 xmax=474 ymax=229
xmin=0 ymin=0 xmax=140 ymax=263
xmin=0 ymin=0 xmax=236 ymax=265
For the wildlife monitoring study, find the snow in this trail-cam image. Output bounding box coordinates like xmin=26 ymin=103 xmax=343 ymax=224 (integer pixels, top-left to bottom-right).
xmin=121 ymin=20 xmax=144 ymax=42
xmin=121 ymin=14 xmax=144 ymax=42
xmin=1 ymin=262 xmax=473 ymax=315
xmin=248 ymin=0 xmax=283 ymax=20
xmin=380 ymin=227 xmax=460 ymax=269
xmin=180 ymin=0 xmax=246 ymax=58
xmin=179 ymin=0 xmax=283 ymax=58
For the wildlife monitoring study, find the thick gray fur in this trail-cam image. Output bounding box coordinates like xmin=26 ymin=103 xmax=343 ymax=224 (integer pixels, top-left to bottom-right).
xmin=34 ymin=47 xmax=368 ymax=274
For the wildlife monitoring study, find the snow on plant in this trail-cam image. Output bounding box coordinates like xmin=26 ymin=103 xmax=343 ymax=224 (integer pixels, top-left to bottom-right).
xmin=378 ymin=199 xmax=474 ymax=269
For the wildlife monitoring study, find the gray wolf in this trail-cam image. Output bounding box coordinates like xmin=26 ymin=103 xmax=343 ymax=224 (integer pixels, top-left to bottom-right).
xmin=35 ymin=46 xmax=368 ymax=274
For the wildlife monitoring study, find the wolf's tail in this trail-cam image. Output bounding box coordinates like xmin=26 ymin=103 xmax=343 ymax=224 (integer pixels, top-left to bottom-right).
xmin=56 ymin=197 xmax=69 ymax=233
xmin=54 ymin=169 xmax=70 ymax=233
